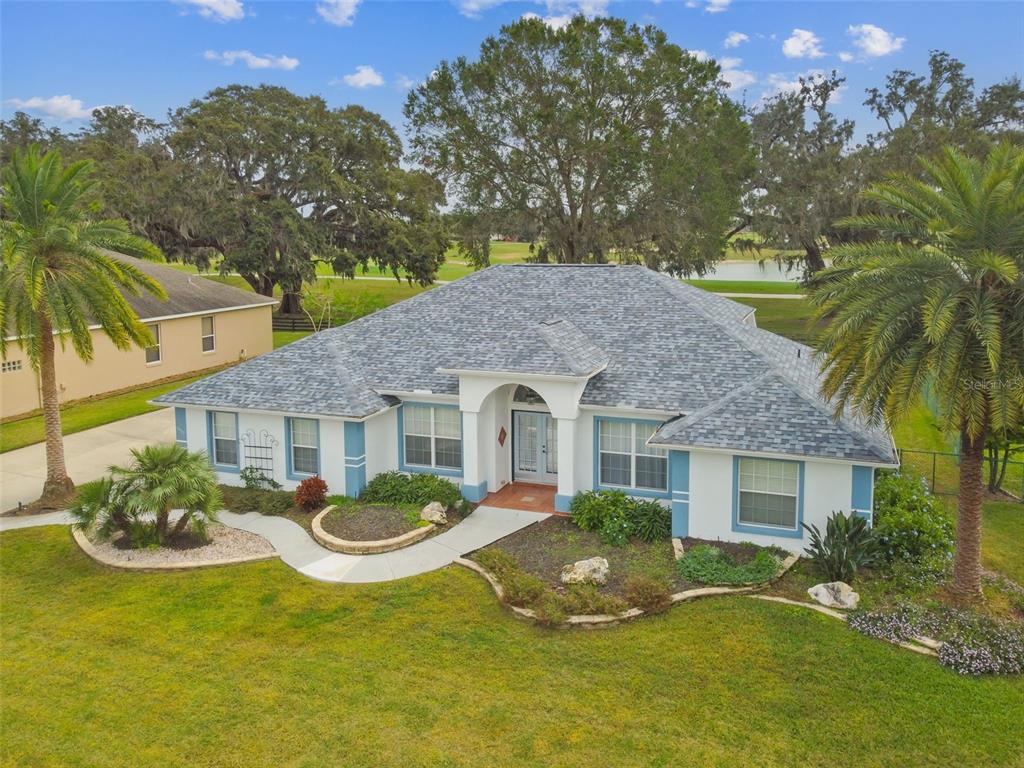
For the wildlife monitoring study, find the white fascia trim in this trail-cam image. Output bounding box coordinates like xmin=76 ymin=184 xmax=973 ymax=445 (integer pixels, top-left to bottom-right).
xmin=373 ymin=389 xmax=460 ymax=403
xmin=148 ymin=401 xmax=393 ymax=423
xmin=646 ymin=440 xmax=900 ymax=468
xmin=435 ymin=367 xmax=601 ymax=382
xmin=3 ymin=301 xmax=278 ymax=342
xmin=579 ymin=404 xmax=679 ymax=420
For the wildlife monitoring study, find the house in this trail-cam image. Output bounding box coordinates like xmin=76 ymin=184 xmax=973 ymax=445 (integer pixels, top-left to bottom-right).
xmin=1 ymin=257 xmax=277 ymax=419
xmin=154 ymin=264 xmax=898 ymax=552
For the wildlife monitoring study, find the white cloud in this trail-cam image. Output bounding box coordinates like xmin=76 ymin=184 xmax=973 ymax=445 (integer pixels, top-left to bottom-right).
xmin=687 ymin=49 xmax=711 ymax=62
xmin=317 ymin=0 xmax=360 ymax=27
xmin=717 ymin=57 xmax=755 ymax=91
xmin=5 ymin=94 xmax=99 ymax=121
xmin=394 ymin=74 xmax=417 ymax=90
xmin=782 ymin=28 xmax=825 ymax=59
xmin=179 ymin=0 xmax=244 ymax=22
xmin=203 ymin=50 xmax=299 ymax=70
xmin=705 ymin=0 xmax=731 ymax=13
xmin=457 ymin=0 xmax=607 ymax=19
xmin=762 ymin=70 xmax=843 ymax=102
xmin=838 ymin=51 xmax=854 ymax=63
xmin=847 ymin=23 xmax=905 ymax=58
xmin=334 ymin=65 xmax=384 ymax=88
xmin=723 ymin=31 xmax=749 ymax=48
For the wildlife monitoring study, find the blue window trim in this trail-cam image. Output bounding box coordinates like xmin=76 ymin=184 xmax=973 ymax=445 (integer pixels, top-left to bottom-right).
xmin=731 ymin=455 xmax=804 ymax=539
xmin=206 ymin=410 xmax=240 ymax=474
xmin=174 ymin=407 xmax=187 ymax=447
xmin=593 ymin=415 xmax=671 ymax=499
xmin=286 ymin=417 xmax=321 ymax=480
xmin=397 ymin=401 xmax=464 ymax=478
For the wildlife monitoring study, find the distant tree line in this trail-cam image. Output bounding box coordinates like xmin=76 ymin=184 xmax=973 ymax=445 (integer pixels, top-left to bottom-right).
xmin=3 ymin=16 xmax=1022 ymax=310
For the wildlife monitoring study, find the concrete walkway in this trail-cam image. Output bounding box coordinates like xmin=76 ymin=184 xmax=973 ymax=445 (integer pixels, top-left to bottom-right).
xmin=0 ymin=410 xmax=175 ymax=511
xmin=0 ymin=505 xmax=548 ymax=584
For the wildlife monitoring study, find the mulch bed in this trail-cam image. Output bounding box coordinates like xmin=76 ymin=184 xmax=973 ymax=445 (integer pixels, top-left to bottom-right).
xmin=474 ymin=518 xmax=789 ymax=599
xmin=319 ymin=504 xmax=424 ymax=541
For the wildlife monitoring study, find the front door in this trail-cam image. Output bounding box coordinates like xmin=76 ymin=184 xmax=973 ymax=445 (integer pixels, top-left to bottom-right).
xmin=513 ymin=411 xmax=558 ymax=484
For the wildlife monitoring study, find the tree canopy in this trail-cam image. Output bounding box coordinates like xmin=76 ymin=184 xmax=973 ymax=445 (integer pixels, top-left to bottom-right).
xmin=405 ymin=16 xmax=752 ymax=275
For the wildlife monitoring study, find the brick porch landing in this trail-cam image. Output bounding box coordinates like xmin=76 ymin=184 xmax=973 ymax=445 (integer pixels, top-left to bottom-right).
xmin=482 ymin=483 xmax=562 ymax=514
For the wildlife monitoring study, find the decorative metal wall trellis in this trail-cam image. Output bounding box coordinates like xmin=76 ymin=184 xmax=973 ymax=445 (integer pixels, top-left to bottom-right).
xmin=241 ymin=429 xmax=278 ymax=476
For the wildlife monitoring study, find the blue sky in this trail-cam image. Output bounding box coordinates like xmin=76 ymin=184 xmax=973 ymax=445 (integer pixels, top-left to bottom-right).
xmin=2 ymin=0 xmax=1022 ymax=142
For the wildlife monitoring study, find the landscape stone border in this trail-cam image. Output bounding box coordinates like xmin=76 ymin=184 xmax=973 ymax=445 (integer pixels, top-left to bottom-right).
xmin=454 ymin=551 xmax=801 ymax=629
xmin=311 ymin=505 xmax=436 ymax=554
xmin=72 ymin=526 xmax=279 ymax=572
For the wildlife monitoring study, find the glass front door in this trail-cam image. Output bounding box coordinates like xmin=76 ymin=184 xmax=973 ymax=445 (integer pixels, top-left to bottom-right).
xmin=513 ymin=411 xmax=558 ymax=484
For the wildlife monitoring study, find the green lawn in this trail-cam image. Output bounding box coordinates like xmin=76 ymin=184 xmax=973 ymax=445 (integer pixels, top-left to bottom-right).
xmin=735 ymin=298 xmax=826 ymax=344
xmin=0 ymin=373 xmax=210 ymax=453
xmin=685 ymin=279 xmax=801 ymax=294
xmin=2 ymin=527 xmax=1021 ymax=768
xmin=272 ymin=330 xmax=313 ymax=348
xmin=983 ymin=503 xmax=1024 ymax=584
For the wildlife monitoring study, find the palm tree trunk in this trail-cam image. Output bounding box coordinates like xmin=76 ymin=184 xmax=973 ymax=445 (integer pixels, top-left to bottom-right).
xmin=38 ymin=314 xmax=74 ymax=502
xmin=950 ymin=429 xmax=985 ymax=603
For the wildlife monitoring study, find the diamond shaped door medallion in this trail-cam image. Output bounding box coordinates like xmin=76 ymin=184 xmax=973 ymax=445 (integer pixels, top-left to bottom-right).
xmin=498 ymin=427 xmax=507 ymax=446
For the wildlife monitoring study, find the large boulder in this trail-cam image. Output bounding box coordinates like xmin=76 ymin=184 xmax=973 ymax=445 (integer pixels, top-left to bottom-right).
xmin=807 ymin=581 xmax=859 ymax=610
xmin=420 ymin=501 xmax=447 ymax=526
xmin=560 ymin=557 xmax=610 ymax=586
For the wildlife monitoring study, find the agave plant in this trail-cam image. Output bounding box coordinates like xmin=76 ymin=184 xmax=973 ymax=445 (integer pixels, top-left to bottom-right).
xmin=802 ymin=511 xmax=879 ymax=584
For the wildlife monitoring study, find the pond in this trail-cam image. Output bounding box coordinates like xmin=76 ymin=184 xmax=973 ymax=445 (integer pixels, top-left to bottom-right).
xmin=701 ymin=259 xmax=830 ymax=282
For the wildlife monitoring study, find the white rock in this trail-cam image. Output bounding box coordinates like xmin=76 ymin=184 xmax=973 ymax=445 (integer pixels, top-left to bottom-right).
xmin=807 ymin=581 xmax=859 ymax=610
xmin=420 ymin=501 xmax=447 ymax=525
xmin=560 ymin=557 xmax=610 ymax=586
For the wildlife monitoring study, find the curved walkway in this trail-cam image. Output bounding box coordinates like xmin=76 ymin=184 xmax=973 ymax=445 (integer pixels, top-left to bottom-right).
xmin=0 ymin=506 xmax=548 ymax=584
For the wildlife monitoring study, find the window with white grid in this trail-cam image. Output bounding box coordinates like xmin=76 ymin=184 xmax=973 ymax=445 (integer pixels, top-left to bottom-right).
xmin=598 ymin=419 xmax=668 ymax=492
xmin=737 ymin=457 xmax=800 ymax=529
xmin=403 ymin=404 xmax=462 ymax=470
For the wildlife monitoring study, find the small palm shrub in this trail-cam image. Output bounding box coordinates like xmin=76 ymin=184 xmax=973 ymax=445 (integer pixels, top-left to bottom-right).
xmin=872 ymin=472 xmax=954 ymax=566
xmin=802 ymin=511 xmax=878 ymax=584
xmin=624 ymin=576 xmax=673 ymax=614
xmin=677 ymin=544 xmax=782 ymax=585
xmin=69 ymin=444 xmax=221 ymax=547
xmin=295 ymin=476 xmax=328 ymax=511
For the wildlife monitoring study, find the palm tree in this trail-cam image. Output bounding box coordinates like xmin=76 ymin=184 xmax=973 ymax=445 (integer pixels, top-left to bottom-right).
xmin=70 ymin=444 xmax=221 ymax=546
xmin=810 ymin=144 xmax=1024 ymax=603
xmin=1 ymin=146 xmax=166 ymax=502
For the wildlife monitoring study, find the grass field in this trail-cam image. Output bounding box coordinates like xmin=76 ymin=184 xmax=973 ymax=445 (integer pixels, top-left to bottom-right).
xmin=0 ymin=372 xmax=210 ymax=454
xmin=684 ymin=279 xmax=801 ymax=294
xmin=732 ymin=298 xmax=826 ymax=344
xmin=1 ymin=526 xmax=1021 ymax=768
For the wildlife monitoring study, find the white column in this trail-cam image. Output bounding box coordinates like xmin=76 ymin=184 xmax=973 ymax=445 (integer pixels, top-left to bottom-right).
xmin=461 ymin=410 xmax=486 ymax=502
xmin=556 ymin=417 xmax=576 ymax=512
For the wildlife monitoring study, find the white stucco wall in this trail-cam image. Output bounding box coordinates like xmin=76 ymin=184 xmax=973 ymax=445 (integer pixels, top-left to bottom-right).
xmin=365 ymin=407 xmax=398 ymax=481
xmin=687 ymin=450 xmax=854 ymax=552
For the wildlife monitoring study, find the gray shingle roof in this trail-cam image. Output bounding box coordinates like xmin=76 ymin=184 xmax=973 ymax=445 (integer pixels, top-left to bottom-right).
xmin=155 ymin=264 xmax=896 ymax=464
xmin=116 ymin=255 xmax=277 ymax=320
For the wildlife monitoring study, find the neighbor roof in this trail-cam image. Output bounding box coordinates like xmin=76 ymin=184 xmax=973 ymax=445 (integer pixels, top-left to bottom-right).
xmin=155 ymin=264 xmax=896 ymax=465
xmin=112 ymin=254 xmax=277 ymax=320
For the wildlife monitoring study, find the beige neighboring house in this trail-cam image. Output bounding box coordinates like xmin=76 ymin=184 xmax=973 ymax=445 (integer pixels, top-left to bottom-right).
xmin=1 ymin=256 xmax=277 ymax=420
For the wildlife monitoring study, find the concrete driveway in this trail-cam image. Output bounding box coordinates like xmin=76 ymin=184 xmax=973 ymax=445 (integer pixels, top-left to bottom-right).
xmin=0 ymin=409 xmax=174 ymax=511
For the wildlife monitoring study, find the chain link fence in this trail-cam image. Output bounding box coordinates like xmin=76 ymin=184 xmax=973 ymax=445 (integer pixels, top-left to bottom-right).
xmin=897 ymin=448 xmax=1024 ymax=502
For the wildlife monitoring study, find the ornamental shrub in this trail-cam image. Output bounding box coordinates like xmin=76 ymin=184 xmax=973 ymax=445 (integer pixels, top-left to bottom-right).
xmin=532 ymin=592 xmax=568 ymax=627
xmin=802 ymin=511 xmax=878 ymax=584
xmin=361 ymin=471 xmax=412 ymax=505
xmin=872 ymin=472 xmax=954 ymax=565
xmin=361 ymin=471 xmax=463 ymax=509
xmin=677 ymin=544 xmax=782 ymax=585
xmin=559 ymin=585 xmax=627 ymax=616
xmin=294 ymin=476 xmax=328 ymax=511
xmin=628 ymin=499 xmax=671 ymax=543
xmin=240 ymin=466 xmax=281 ymax=491
xmin=624 ymin=576 xmax=673 ymax=614
xmin=570 ymin=489 xmax=630 ymax=531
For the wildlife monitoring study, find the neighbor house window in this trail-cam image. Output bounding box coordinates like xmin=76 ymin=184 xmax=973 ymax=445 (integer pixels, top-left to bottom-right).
xmin=597 ymin=419 xmax=668 ymax=492
xmin=403 ymin=404 xmax=462 ymax=470
xmin=289 ymin=417 xmax=319 ymax=476
xmin=736 ymin=457 xmax=800 ymax=530
xmin=201 ymin=316 xmax=215 ymax=352
xmin=145 ymin=323 xmax=161 ymax=364
xmin=210 ymin=411 xmax=238 ymax=467
xmin=1 ymin=360 xmax=22 ymax=373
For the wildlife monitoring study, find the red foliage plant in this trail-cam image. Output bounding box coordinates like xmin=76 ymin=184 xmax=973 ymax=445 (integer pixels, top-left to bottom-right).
xmin=294 ymin=476 xmax=328 ymax=511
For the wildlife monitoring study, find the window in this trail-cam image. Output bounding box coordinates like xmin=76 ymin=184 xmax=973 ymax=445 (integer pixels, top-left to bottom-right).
xmin=210 ymin=411 xmax=238 ymax=467
xmin=403 ymin=404 xmax=462 ymax=471
xmin=1 ymin=360 xmax=22 ymax=373
xmin=736 ymin=457 xmax=800 ymax=530
xmin=597 ymin=419 xmax=668 ymax=492
xmin=289 ymin=418 xmax=319 ymax=476
xmin=513 ymin=385 xmax=545 ymax=405
xmin=201 ymin=316 xmax=215 ymax=353
xmin=145 ymin=323 xmax=161 ymax=364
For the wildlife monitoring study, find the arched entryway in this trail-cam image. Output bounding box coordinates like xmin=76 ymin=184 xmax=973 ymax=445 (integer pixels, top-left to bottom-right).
xmin=510 ymin=385 xmax=558 ymax=485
